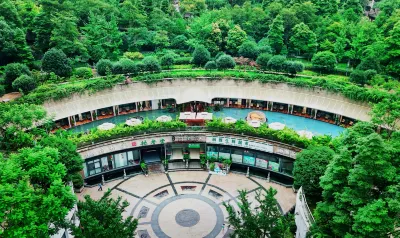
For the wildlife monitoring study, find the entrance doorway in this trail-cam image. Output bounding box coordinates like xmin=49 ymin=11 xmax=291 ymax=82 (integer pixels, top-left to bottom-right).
xmin=141 ymin=147 xmax=164 ymax=163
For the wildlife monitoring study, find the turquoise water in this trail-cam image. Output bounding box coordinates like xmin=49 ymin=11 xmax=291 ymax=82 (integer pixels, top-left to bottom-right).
xmin=69 ymin=108 xmax=345 ymax=137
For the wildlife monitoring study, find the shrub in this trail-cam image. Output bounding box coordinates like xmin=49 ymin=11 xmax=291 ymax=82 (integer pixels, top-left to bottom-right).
xmin=238 ymin=41 xmax=259 ymax=60
xmin=192 ymin=45 xmax=211 ymax=66
xmin=175 ymin=57 xmax=192 ymax=65
xmin=96 ymin=59 xmax=113 ymax=76
xmin=119 ymin=58 xmax=136 ymax=74
xmin=134 ymin=62 xmax=146 ymax=73
xmin=142 ymin=56 xmax=161 ymax=72
xmin=122 ymin=52 xmax=144 ymax=60
xmin=216 ymin=55 xmax=236 ymax=71
xmin=4 ymin=63 xmax=31 ymax=87
xmin=42 ymin=48 xmax=72 ymax=77
xmin=112 ymin=61 xmax=123 ymax=74
xmin=160 ymin=53 xmax=175 ymax=69
xmin=284 ymin=61 xmax=304 ymax=75
xmin=256 ymin=53 xmax=273 ymax=70
xmin=0 ymin=85 xmax=5 ymax=97
xmin=71 ymin=173 xmax=84 ymax=189
xmin=171 ymin=35 xmax=188 ymax=49
xmin=205 ymin=61 xmax=217 ymax=71
xmin=267 ymin=55 xmax=286 ymax=71
xmin=312 ymin=51 xmax=337 ymax=73
xmin=12 ymin=75 xmax=37 ymax=93
xmin=74 ymin=67 xmax=93 ymax=79
xmin=350 ymin=69 xmax=377 ymax=85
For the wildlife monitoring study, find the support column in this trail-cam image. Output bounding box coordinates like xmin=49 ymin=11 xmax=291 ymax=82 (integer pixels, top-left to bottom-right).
xmin=266 ymin=101 xmax=269 ymax=111
xmin=90 ymin=111 xmax=93 ymax=121
xmin=314 ymin=109 xmax=318 ymax=119
xmin=113 ymin=106 xmax=116 ymax=116
xmin=287 ymin=105 xmax=290 ymax=114
xmin=67 ymin=117 xmax=72 ymax=128
xmin=248 ymin=99 xmax=252 ymax=108
xmin=95 ymin=110 xmax=98 ymax=120
xmin=291 ymin=105 xmax=294 ymax=114
xmin=135 ymin=102 xmax=138 ymax=112
xmin=78 ymin=113 xmax=83 ymax=121
xmin=302 ymin=107 xmax=307 ymax=114
xmin=227 ymin=98 xmax=230 ymax=107
xmin=270 ymin=102 xmax=273 ymax=111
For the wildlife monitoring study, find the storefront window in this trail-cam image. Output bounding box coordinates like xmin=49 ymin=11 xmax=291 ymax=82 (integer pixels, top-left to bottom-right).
xmin=114 ymin=152 xmax=128 ymax=168
xmin=87 ymin=159 xmax=102 ymax=176
xmin=243 ymin=150 xmax=256 ymax=166
xmin=231 ymin=148 xmax=243 ymax=163
xmin=280 ymin=158 xmax=294 ymax=175
xmin=218 ymin=146 xmax=231 ymax=161
xmin=127 ymin=150 xmax=140 ymax=165
xmin=255 ymin=153 xmax=269 ymax=169
xmin=268 ymin=156 xmax=280 ymax=172
xmin=100 ymin=156 xmax=108 ymax=171
xmin=207 ymin=145 xmax=218 ymax=160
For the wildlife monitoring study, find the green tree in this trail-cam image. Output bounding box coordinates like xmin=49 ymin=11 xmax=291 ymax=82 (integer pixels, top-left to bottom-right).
xmin=267 ymin=15 xmax=284 ymax=54
xmin=349 ymin=69 xmax=376 ymax=85
xmin=311 ymin=51 xmax=337 ymax=73
xmin=71 ymin=190 xmax=138 ymax=238
xmin=118 ymin=0 xmax=147 ymax=29
xmin=293 ymin=146 xmax=334 ymax=202
xmin=224 ymin=188 xmax=292 ymax=238
xmin=385 ymin=22 xmax=400 ymax=77
xmin=171 ymin=35 xmax=188 ymax=49
xmin=12 ymin=74 xmax=37 ymax=94
xmin=4 ymin=63 xmax=31 ymax=88
xmin=153 ymin=30 xmax=170 ymax=50
xmin=0 ymin=0 xmax=23 ymax=27
xmin=238 ymin=41 xmax=259 ymax=60
xmin=42 ymin=48 xmax=72 ymax=77
xmin=160 ymin=53 xmax=175 ymax=69
xmin=142 ymin=56 xmax=161 ymax=72
xmin=0 ymin=147 xmax=76 ymax=237
xmin=96 ymin=59 xmax=113 ymax=76
xmin=267 ymin=55 xmax=286 ymax=71
xmin=315 ymin=0 xmax=338 ymax=15
xmin=284 ymin=61 xmax=304 ymax=75
xmin=82 ymin=13 xmax=122 ymax=62
xmin=290 ymin=22 xmax=317 ymax=58
xmin=192 ymin=45 xmax=211 ymax=66
xmin=370 ymin=92 xmax=400 ymax=134
xmin=205 ymin=60 xmax=217 ymax=71
xmin=216 ymin=54 xmax=236 ymax=71
xmin=256 ymin=53 xmax=273 ymax=70
xmin=226 ymin=25 xmax=247 ymax=55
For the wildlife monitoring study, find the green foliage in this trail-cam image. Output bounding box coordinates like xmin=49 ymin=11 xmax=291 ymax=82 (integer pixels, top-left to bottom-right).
xmin=42 ymin=48 xmax=72 ymax=77
xmin=350 ymin=69 xmax=377 ymax=85
xmin=112 ymin=58 xmax=136 ymax=74
xmin=370 ymin=92 xmax=400 ymax=133
xmin=122 ymin=52 xmax=144 ymax=61
xmin=71 ymin=173 xmax=84 ymax=189
xmin=238 ymin=41 xmax=259 ymax=60
xmin=293 ymin=146 xmax=334 ymax=203
xmin=226 ymin=25 xmax=247 ymax=54
xmin=183 ymin=153 xmax=190 ymax=160
xmin=171 ymin=35 xmax=188 ymax=49
xmin=72 ymin=190 xmax=138 ymax=237
xmin=0 ymin=85 xmax=5 ymax=97
xmin=192 ymin=45 xmax=211 ymax=66
xmin=216 ymin=54 xmax=236 ymax=70
xmin=267 ymin=15 xmax=284 ymax=54
xmin=224 ymin=188 xmax=292 ymax=238
xmin=4 ymin=63 xmax=31 ymax=87
xmin=142 ymin=56 xmax=161 ymax=72
xmin=96 ymin=59 xmax=113 ymax=76
xmin=284 ymin=61 xmax=304 ymax=75
xmin=74 ymin=67 xmax=93 ymax=79
xmin=290 ymin=22 xmax=317 ymax=57
xmin=12 ymin=74 xmax=37 ymax=93
xmin=312 ymin=51 xmax=337 ymax=73
xmin=267 ymin=55 xmax=286 ymax=71
xmin=205 ymin=61 xmax=217 ymax=70
xmin=160 ymin=53 xmax=176 ymax=69
xmin=256 ymin=53 xmax=273 ymax=70
xmin=209 ymin=162 xmax=215 ymax=171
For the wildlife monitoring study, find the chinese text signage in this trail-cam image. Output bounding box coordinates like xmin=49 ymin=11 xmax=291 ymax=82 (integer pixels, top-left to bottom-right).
xmin=206 ymin=136 xmax=273 ymax=153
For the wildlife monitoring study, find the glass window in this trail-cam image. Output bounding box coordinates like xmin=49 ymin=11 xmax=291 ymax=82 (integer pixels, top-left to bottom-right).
xmin=100 ymin=156 xmax=108 ymax=171
xmin=268 ymin=156 xmax=280 ymax=172
xmin=83 ymin=163 xmax=88 ymax=177
xmin=206 ymin=146 xmax=218 ymax=160
xmin=231 ymin=148 xmax=243 ymax=163
xmin=255 ymin=153 xmax=269 ymax=169
xmin=127 ymin=150 xmax=140 ymax=165
xmin=280 ymin=158 xmax=294 ymax=175
xmin=218 ymin=146 xmax=230 ymax=161
xmin=114 ymin=152 xmax=127 ymax=168
xmin=87 ymin=159 xmax=101 ymax=176
xmin=243 ymin=150 xmax=256 ymax=166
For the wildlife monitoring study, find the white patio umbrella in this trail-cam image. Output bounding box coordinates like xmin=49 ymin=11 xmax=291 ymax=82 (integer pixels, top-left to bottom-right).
xmin=156 ymin=115 xmax=172 ymax=122
xmin=269 ymin=122 xmax=286 ymax=130
xmin=223 ymin=117 xmax=237 ymax=124
xmin=248 ymin=120 xmax=261 ymax=128
xmin=126 ymin=118 xmax=142 ymax=126
xmin=97 ymin=122 xmax=115 ymax=131
xmin=297 ymin=130 xmax=313 ymax=139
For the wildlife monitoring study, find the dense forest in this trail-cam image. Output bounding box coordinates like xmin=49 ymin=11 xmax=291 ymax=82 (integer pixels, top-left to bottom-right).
xmin=0 ymin=0 xmax=400 ymax=79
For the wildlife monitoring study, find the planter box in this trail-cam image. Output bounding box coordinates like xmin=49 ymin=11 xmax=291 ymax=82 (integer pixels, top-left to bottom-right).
xmin=74 ymin=186 xmax=84 ymax=193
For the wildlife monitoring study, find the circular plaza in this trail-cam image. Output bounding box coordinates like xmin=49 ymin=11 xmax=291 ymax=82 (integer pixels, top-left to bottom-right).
xmin=77 ymin=171 xmax=296 ymax=238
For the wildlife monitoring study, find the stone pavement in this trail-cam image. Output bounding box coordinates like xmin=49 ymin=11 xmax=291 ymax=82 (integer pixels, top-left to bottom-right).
xmin=78 ymin=171 xmax=296 ymax=238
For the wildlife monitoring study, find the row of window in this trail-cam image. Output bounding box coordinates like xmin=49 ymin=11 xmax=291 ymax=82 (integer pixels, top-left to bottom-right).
xmin=207 ymin=145 xmax=293 ymax=176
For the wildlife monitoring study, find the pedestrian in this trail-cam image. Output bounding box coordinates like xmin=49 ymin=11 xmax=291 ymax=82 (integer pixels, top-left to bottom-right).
xmin=222 ymin=223 xmax=225 ymax=231
xmin=98 ymin=183 xmax=103 ymax=191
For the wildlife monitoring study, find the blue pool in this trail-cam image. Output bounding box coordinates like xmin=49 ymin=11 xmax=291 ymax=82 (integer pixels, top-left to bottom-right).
xmin=69 ymin=108 xmax=345 ymax=137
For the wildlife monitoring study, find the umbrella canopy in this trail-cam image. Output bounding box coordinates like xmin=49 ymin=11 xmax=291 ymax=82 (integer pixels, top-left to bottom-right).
xmin=223 ymin=117 xmax=237 ymax=124
xmin=269 ymin=122 xmax=286 ymax=130
xmin=247 ymin=111 xmax=267 ymax=123
xmin=248 ymin=120 xmax=261 ymax=128
xmin=97 ymin=123 xmax=115 ymax=131
xmin=297 ymin=130 xmax=313 ymax=139
xmin=156 ymin=115 xmax=172 ymax=122
xmin=126 ymin=118 xmax=142 ymax=126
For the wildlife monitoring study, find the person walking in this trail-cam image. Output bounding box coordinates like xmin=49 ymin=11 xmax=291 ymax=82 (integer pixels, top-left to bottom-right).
xmin=98 ymin=183 xmax=103 ymax=191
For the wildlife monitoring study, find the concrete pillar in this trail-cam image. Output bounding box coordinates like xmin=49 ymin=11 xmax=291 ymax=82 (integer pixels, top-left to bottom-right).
xmin=67 ymin=117 xmax=72 ymax=128
xmin=302 ymin=107 xmax=307 ymax=114
xmin=113 ymin=106 xmax=116 ymax=116
xmin=248 ymin=99 xmax=252 ymax=108
xmin=135 ymin=102 xmax=138 ymax=112
xmin=314 ymin=109 xmax=318 ymax=119
xmin=266 ymin=101 xmax=269 ymax=110
xmin=270 ymin=102 xmax=274 ymax=111
xmin=287 ymin=105 xmax=290 ymax=114
xmin=291 ymin=105 xmax=294 ymax=114
xmin=90 ymin=111 xmax=93 ymax=121
xmin=78 ymin=113 xmax=83 ymax=121
xmin=227 ymin=98 xmax=230 ymax=107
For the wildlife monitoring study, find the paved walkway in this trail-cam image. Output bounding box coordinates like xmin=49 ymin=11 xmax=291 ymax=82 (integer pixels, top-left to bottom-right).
xmin=78 ymin=171 xmax=296 ymax=238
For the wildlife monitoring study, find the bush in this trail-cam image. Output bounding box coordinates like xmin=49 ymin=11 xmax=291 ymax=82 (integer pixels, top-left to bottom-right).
xmin=192 ymin=45 xmax=211 ymax=66
xmin=267 ymin=55 xmax=286 ymax=71
xmin=175 ymin=57 xmax=192 ymax=65
xmin=0 ymin=85 xmax=5 ymax=97
xmin=350 ymin=69 xmax=377 ymax=85
xmin=12 ymin=74 xmax=37 ymax=93
xmin=112 ymin=61 xmax=123 ymax=74
xmin=171 ymin=35 xmax=188 ymax=49
xmin=216 ymin=55 xmax=236 ymax=70
xmin=256 ymin=53 xmax=273 ymax=70
xmin=96 ymin=59 xmax=113 ymax=76
xmin=312 ymin=51 xmax=337 ymax=73
xmin=205 ymin=61 xmax=217 ymax=71
xmin=284 ymin=61 xmax=304 ymax=75
xmin=71 ymin=173 xmax=84 ymax=189
xmin=238 ymin=41 xmax=259 ymax=60
xmin=134 ymin=62 xmax=146 ymax=73
xmin=74 ymin=67 xmax=93 ymax=79
xmin=42 ymin=48 xmax=72 ymax=77
xmin=122 ymin=52 xmax=144 ymax=61
xmin=4 ymin=63 xmax=31 ymax=87
xmin=119 ymin=58 xmax=136 ymax=74
xmin=142 ymin=56 xmax=161 ymax=72
xmin=160 ymin=53 xmax=175 ymax=69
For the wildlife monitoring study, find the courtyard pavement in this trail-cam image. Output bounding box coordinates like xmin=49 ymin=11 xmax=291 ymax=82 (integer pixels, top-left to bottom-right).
xmin=77 ymin=171 xmax=296 ymax=238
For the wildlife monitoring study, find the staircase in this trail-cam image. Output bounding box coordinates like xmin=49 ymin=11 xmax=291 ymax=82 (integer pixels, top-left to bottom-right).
xmin=147 ymin=163 xmax=165 ymax=174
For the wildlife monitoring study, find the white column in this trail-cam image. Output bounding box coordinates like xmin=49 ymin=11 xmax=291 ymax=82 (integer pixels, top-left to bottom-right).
xmin=227 ymin=98 xmax=230 ymax=107
xmin=135 ymin=102 xmax=138 ymax=112
xmin=67 ymin=117 xmax=72 ymax=128
xmin=113 ymin=106 xmax=116 ymax=116
xmin=314 ymin=109 xmax=318 ymax=119
xmin=270 ymin=102 xmax=273 ymax=111
xmin=90 ymin=111 xmax=93 ymax=121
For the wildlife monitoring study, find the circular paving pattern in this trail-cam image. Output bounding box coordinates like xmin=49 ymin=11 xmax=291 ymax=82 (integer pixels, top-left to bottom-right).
xmin=175 ymin=209 xmax=200 ymax=227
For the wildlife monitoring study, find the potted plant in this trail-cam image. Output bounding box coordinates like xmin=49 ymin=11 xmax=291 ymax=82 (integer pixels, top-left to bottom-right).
xmin=223 ymin=158 xmax=232 ymax=174
xmin=71 ymin=173 xmax=84 ymax=193
xmin=209 ymin=162 xmax=215 ymax=172
xmin=140 ymin=162 xmax=148 ymax=176
xmin=200 ymin=154 xmax=207 ymax=169
xmin=183 ymin=153 xmax=190 ymax=168
xmin=163 ymin=159 xmax=168 ymax=171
